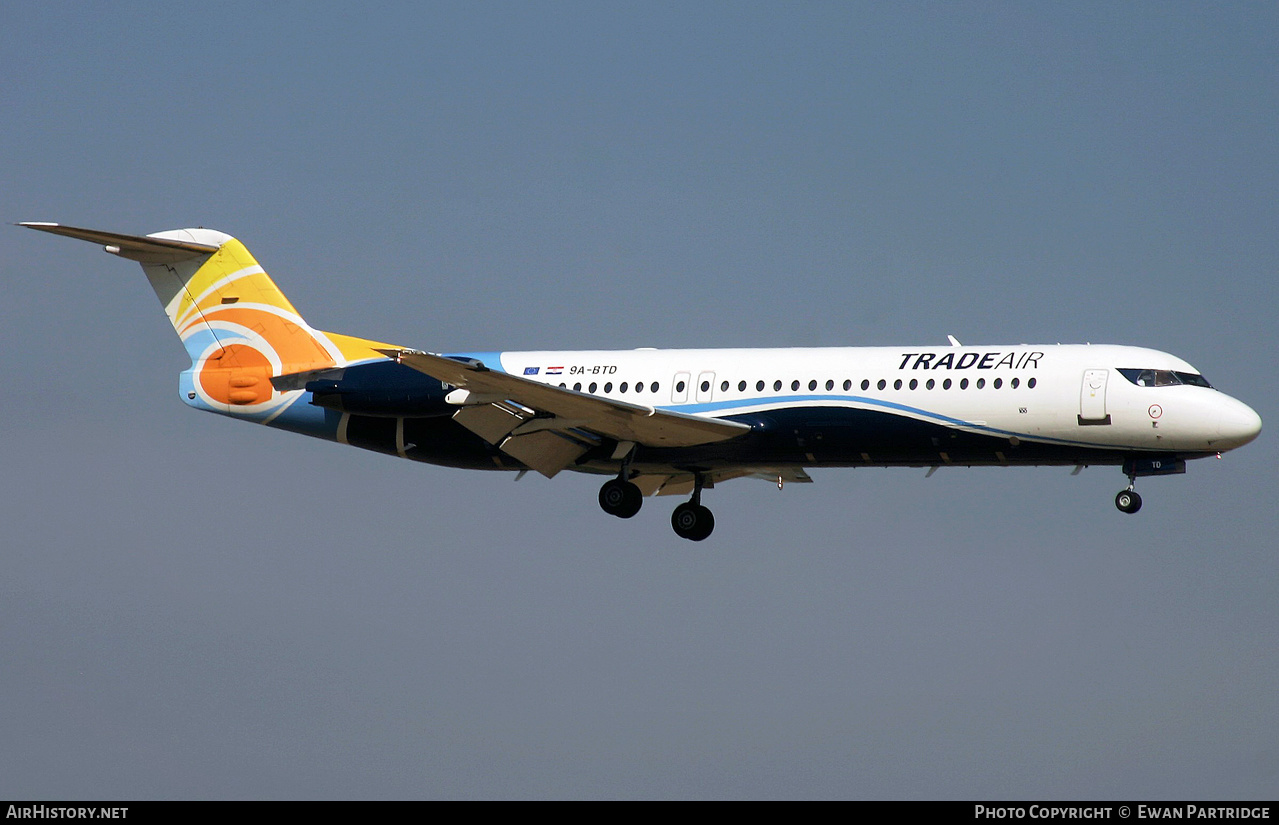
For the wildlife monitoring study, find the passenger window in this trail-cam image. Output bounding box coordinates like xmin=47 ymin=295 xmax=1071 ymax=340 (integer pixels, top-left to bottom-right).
xmin=893 ymin=379 xmax=902 ymax=390
xmin=791 ymin=380 xmax=800 ymax=391
xmin=737 ymin=380 xmax=746 ymax=392
xmin=1028 ymin=378 xmax=1037 ymax=389
xmin=604 ymin=382 xmax=612 ymax=393
xmin=676 ymin=380 xmax=686 ymax=393
xmin=926 ymin=378 xmax=935 ymax=390
xmin=877 ymin=379 xmax=886 ymax=390
xmin=909 ymin=379 xmax=918 ymax=390
xmin=620 ymin=382 xmax=628 ymax=393
xmin=756 ymin=380 xmax=765 ymax=392
xmin=861 ymin=380 xmax=870 ymax=391
xmin=993 ymin=378 xmax=1002 ymax=389
xmin=843 ymin=379 xmax=852 ymax=391
xmin=825 ymin=379 xmax=834 ymax=391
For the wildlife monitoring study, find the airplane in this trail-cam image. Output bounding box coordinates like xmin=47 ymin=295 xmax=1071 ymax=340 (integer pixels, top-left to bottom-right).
xmin=22 ymin=222 xmax=1263 ymax=541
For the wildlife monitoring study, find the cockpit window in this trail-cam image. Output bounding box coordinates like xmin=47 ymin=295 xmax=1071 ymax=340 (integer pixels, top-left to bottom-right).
xmin=1174 ymin=371 xmax=1212 ymax=388
xmin=1121 ymin=369 xmax=1177 ymax=387
xmin=1118 ymin=368 xmax=1212 ymax=389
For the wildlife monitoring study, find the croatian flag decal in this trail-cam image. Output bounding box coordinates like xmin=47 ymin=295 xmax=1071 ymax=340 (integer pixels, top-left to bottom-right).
xmin=523 ymin=367 xmax=540 ymax=375
xmin=546 ymin=366 xmax=564 ymax=375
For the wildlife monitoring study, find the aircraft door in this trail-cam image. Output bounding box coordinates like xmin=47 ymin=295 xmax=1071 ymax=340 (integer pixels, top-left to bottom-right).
xmin=671 ymin=371 xmax=691 ymax=404
xmin=695 ymin=371 xmax=716 ymax=404
xmin=1079 ymin=369 xmax=1111 ymax=425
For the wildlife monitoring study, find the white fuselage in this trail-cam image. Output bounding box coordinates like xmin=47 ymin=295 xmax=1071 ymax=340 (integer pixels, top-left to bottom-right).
xmin=485 ymin=343 xmax=1261 ymax=459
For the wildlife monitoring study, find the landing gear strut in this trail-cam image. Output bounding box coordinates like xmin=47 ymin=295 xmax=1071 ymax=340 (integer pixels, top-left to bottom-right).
xmin=599 ymin=445 xmax=643 ymax=519
xmin=671 ymin=474 xmax=714 ymax=541
xmin=1112 ymin=456 xmax=1186 ymax=514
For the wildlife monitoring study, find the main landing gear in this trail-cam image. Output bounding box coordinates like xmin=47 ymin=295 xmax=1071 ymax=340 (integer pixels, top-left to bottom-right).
xmin=597 ymin=471 xmax=716 ymax=541
xmin=671 ymin=475 xmax=715 ymax=542
xmin=671 ymin=501 xmax=714 ymax=542
xmin=598 ymin=447 xmax=643 ymax=520
xmin=598 ymin=477 xmax=642 ymax=519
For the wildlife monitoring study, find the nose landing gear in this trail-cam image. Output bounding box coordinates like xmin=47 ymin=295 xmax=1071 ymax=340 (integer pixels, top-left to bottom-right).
xmin=1114 ymin=457 xmax=1185 ymax=514
xmin=1115 ymin=487 xmax=1143 ymax=514
xmin=1115 ymin=465 xmax=1143 ymax=513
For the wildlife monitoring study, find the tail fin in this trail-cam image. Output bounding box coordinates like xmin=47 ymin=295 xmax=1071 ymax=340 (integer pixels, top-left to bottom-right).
xmin=22 ymin=223 xmax=392 ymax=413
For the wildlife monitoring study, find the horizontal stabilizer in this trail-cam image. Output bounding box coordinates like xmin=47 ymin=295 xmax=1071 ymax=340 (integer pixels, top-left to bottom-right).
xmin=20 ymin=222 xmax=219 ymax=264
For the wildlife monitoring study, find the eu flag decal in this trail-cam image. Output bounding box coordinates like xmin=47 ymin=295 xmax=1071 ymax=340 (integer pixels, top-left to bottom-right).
xmin=523 ymin=367 xmax=540 ymax=375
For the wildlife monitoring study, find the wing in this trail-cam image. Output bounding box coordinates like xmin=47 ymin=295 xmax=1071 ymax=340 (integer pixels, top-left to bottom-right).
xmin=381 ymin=349 xmax=751 ymax=478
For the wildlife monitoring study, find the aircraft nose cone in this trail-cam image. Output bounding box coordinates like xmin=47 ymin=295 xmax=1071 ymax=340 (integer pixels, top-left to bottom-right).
xmin=1217 ymin=397 xmax=1262 ymax=449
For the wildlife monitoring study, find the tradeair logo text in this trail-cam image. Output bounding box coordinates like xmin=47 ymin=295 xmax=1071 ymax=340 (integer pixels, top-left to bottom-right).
xmin=898 ymin=351 xmax=1044 ymax=371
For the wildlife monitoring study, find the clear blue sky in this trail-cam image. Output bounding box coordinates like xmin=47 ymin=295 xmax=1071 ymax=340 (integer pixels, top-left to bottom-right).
xmin=3 ymin=2 xmax=1276 ymax=798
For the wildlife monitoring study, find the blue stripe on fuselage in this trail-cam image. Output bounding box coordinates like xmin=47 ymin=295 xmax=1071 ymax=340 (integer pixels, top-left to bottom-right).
xmin=660 ymin=393 xmax=1148 ymax=452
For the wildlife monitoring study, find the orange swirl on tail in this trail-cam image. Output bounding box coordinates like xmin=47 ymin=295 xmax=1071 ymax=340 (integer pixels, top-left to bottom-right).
xmin=184 ymin=304 xmax=338 ymax=374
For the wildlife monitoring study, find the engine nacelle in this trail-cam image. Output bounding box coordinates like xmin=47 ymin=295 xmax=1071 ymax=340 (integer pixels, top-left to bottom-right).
xmin=305 ymin=361 xmax=452 ymax=418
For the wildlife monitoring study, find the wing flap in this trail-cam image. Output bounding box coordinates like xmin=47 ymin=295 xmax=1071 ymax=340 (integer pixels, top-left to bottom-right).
xmin=749 ymin=468 xmax=814 ymax=484
xmin=628 ymin=467 xmax=814 ymax=496
xmin=654 ymin=477 xmax=695 ymax=497
xmin=453 ymin=404 xmax=524 ymax=444
xmin=498 ymin=431 xmax=589 ymax=479
xmin=631 ymin=475 xmax=672 ymax=497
